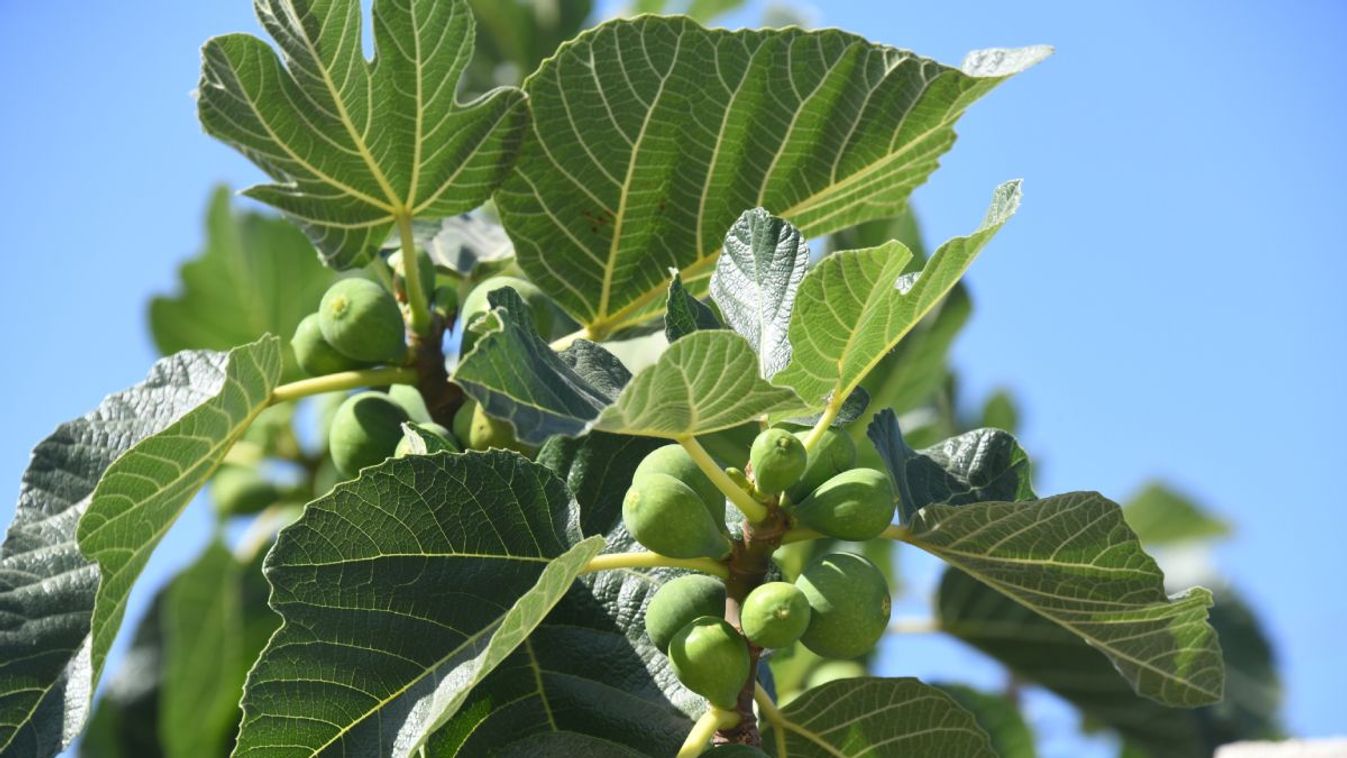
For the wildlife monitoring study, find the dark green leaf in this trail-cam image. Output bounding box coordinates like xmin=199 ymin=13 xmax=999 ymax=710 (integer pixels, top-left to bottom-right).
xmin=233 ymin=451 xmax=605 ymax=758
xmin=760 ymin=677 xmax=996 ymax=757
xmin=198 ymin=0 xmax=528 ymax=269
xmin=149 ymin=187 xmax=338 ymax=380
xmin=0 ymin=341 xmax=277 ymax=757
xmin=498 ymin=16 xmax=1048 ymax=335
xmin=537 ymin=433 xmax=664 ymax=538
xmin=77 ymin=338 xmax=282 ymax=688
xmin=665 ymin=272 xmax=721 ymax=343
xmin=710 ymin=209 xmax=809 ymax=377
xmin=492 ymin=731 xmax=647 ymax=757
xmin=933 ymin=683 xmax=1036 ymax=758
xmin=906 ymin=493 xmax=1224 ymax=707
xmin=1123 ymin=483 xmax=1231 ymax=547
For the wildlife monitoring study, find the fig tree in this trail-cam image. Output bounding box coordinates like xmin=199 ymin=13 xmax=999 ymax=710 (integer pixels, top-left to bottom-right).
xmin=329 ymin=391 xmax=410 ymax=478
xmin=622 ymin=473 xmax=732 ymax=560
xmin=791 ymin=468 xmax=896 ymax=541
xmin=749 ymin=428 xmax=807 ymax=495
xmin=291 ymin=313 xmax=364 ymax=377
xmin=633 ymin=444 xmax=725 ymax=525
xmin=785 ymin=427 xmax=857 ymax=504
xmin=460 ymin=275 xmax=554 ymax=352
xmin=318 ymin=279 xmax=407 ymax=364
xmin=210 ymin=464 xmax=280 ymax=517
xmin=644 ymin=574 xmax=726 ymax=653
xmin=740 ymin=581 xmax=811 ymax=649
xmin=667 ymin=617 xmax=750 ymax=709
xmin=795 ymin=552 xmax=891 ymax=659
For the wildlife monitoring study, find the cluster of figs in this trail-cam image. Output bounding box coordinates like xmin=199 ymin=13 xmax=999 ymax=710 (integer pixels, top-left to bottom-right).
xmin=624 ymin=427 xmax=895 ymax=717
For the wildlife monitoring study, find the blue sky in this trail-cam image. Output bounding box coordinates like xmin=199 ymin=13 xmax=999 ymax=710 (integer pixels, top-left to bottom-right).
xmin=1 ymin=1 xmax=1344 ymax=754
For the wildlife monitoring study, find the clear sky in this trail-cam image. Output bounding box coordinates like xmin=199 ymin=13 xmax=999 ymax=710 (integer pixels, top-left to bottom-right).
xmin=1 ymin=1 xmax=1344 ymax=754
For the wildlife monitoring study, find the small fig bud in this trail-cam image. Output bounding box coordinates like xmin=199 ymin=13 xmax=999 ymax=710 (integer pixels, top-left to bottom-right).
xmin=749 ymin=428 xmax=807 ymax=495
xmin=644 ymin=574 xmax=726 ymax=653
xmin=668 ymin=617 xmax=750 ymax=709
xmin=451 ymin=399 xmax=532 ymax=454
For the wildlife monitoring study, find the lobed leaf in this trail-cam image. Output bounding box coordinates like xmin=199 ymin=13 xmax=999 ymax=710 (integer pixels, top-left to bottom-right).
xmin=497 ymin=15 xmax=1048 ymax=335
xmin=232 ymin=451 xmax=605 ymax=758
xmin=0 ymin=339 xmax=277 ymax=757
xmin=905 ymin=492 xmax=1225 ymax=707
xmin=776 ymin=180 xmax=1021 ymax=411
xmin=710 ymin=208 xmax=810 ymax=378
xmin=760 ymin=677 xmax=996 ymax=757
xmin=198 ymin=0 xmax=528 ymax=269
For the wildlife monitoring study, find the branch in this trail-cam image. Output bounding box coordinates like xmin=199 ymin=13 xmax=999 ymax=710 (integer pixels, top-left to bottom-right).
xmin=677 ymin=435 xmax=769 ymax=523
xmin=581 ymin=552 xmax=729 ymax=579
xmin=677 ymin=707 xmax=740 ymax=758
xmin=270 ymin=366 xmax=419 ymax=404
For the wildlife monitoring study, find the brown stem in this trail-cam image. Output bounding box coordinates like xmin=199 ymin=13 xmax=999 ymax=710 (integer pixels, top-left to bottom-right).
xmin=406 ymin=313 xmax=462 ymax=428
xmin=715 ymin=505 xmax=791 ymax=747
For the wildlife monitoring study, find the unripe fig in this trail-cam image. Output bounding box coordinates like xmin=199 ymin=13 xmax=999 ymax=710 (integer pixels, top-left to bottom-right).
xmin=622 ymin=473 xmax=731 ymax=560
xmin=749 ymin=428 xmax=807 ymax=495
xmin=388 ymin=383 xmax=433 ymax=424
xmin=633 ymin=444 xmax=725 ymax=525
xmin=388 ymin=249 xmax=436 ymax=304
xmin=451 ymin=399 xmax=532 ymax=454
xmin=329 ymin=391 xmax=410 ymax=478
xmin=805 ymin=660 xmax=867 ymax=689
xmin=318 ymin=279 xmax=407 ymax=364
xmin=644 ymin=574 xmax=726 ymax=653
xmin=432 ymin=284 xmax=459 ymax=320
xmin=795 ymin=553 xmax=891 ymax=659
xmin=292 ymin=313 xmax=365 ymax=376
xmin=785 ymin=428 xmax=857 ymax=504
xmin=210 ymin=464 xmax=280 ymax=517
xmin=705 ymin=746 xmax=770 ymax=756
xmin=394 ymin=422 xmax=459 ymax=458
xmin=668 ymin=617 xmax=750 ymax=709
xmin=791 ymin=468 xmax=896 ymax=541
xmin=741 ymin=581 xmax=811 ymax=649
xmin=459 ymin=275 xmax=554 ymax=351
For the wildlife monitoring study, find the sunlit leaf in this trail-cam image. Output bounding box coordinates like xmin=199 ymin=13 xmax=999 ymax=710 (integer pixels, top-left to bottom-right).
xmin=665 ymin=272 xmax=720 ymax=343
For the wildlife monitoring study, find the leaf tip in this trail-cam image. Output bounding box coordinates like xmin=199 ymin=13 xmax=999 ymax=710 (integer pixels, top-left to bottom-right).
xmin=961 ymin=45 xmax=1054 ymax=77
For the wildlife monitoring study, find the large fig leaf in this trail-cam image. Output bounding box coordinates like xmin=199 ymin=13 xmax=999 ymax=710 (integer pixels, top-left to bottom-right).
xmin=0 ymin=338 xmax=279 ymax=758
xmin=198 ymin=0 xmax=527 ymax=269
xmin=904 ymin=492 xmax=1225 ymax=707
xmin=497 ymin=15 xmax=1048 ymax=335
xmin=232 ymin=451 xmax=604 ymax=758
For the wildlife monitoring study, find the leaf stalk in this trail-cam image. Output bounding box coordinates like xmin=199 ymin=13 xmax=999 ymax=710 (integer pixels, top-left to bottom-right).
xmin=270 ymin=366 xmax=418 ymax=405
xmin=677 ymin=707 xmax=741 ymax=758
xmin=677 ymin=435 xmax=770 ymax=523
xmin=580 ymin=552 xmax=729 ymax=579
xmin=396 ymin=213 xmax=433 ymax=337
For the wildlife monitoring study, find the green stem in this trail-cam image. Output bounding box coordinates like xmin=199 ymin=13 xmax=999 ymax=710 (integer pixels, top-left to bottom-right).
xmin=676 ymin=707 xmax=741 ymax=758
xmin=881 ymin=524 xmax=910 ymax=542
xmin=581 ymin=552 xmax=729 ymax=579
xmin=271 ymin=366 xmax=418 ymax=405
xmin=677 ymin=435 xmax=769 ymax=523
xmin=801 ymin=393 xmax=844 ymax=453
xmin=397 ymin=213 xmax=433 ymax=337
xmin=754 ymin=683 xmax=789 ymax=758
xmin=779 ymin=527 xmax=826 ymax=545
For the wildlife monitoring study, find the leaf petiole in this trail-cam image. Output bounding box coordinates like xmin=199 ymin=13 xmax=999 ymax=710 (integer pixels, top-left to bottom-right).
xmin=677 ymin=435 xmax=770 ymax=524
xmin=396 ymin=214 xmax=433 ymax=337
xmin=677 ymin=706 xmax=741 ymax=758
xmin=754 ymin=682 xmax=789 ymax=758
xmin=801 ymin=394 xmax=844 ymax=453
xmin=270 ymin=366 xmax=419 ymax=405
xmin=580 ymin=552 xmax=730 ymax=579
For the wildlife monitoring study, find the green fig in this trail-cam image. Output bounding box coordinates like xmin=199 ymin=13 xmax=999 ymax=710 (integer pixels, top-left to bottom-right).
xmin=804 ymin=660 xmax=867 ymax=689
xmin=452 ymin=399 xmax=532 ymax=454
xmin=668 ymin=617 xmax=750 ymax=709
xmin=388 ymin=383 xmax=432 ymax=424
xmin=394 ymin=422 xmax=459 ymax=458
xmin=644 ymin=575 xmax=726 ymax=653
xmin=388 ymin=249 xmax=437 ymax=304
xmin=318 ymin=279 xmax=407 ymax=364
xmin=784 ymin=427 xmax=856 ymax=504
xmin=622 ymin=474 xmax=732 ymax=560
xmin=460 ymin=275 xmax=554 ymax=351
xmin=432 ymin=284 xmax=459 ymax=320
xmin=210 ymin=464 xmax=280 ymax=517
xmin=741 ymin=582 xmax=811 ymax=649
xmin=795 ymin=553 xmax=891 ymax=659
xmin=791 ymin=468 xmax=895 ymax=541
xmin=329 ymin=391 xmax=410 ymax=478
xmin=705 ymin=746 xmax=770 ymax=756
xmin=749 ymin=428 xmax=807 ymax=495
xmin=291 ymin=312 xmax=365 ymax=376
xmin=633 ymin=444 xmax=725 ymax=525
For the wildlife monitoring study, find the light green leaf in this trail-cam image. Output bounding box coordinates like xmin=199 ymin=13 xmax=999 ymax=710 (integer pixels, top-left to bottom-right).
xmin=1123 ymin=482 xmax=1232 ymax=547
xmin=761 ymin=677 xmax=996 ymax=757
xmin=597 ymin=331 xmax=802 ymax=437
xmin=710 ymin=209 xmax=809 ymax=378
xmin=160 ymin=541 xmax=278 ymax=758
xmin=905 ymin=492 xmax=1225 ymax=707
xmin=497 ymin=15 xmax=1048 ymax=335
xmin=76 ymin=337 xmax=282 ymax=686
xmin=665 ymin=272 xmax=721 ymax=343
xmin=233 ymin=451 xmax=605 ymax=758
xmin=933 ymin=684 xmax=1036 ymax=758
xmin=777 ymin=180 xmax=1021 ymax=411
xmin=198 ymin=0 xmax=528 ymax=269
xmin=149 ymin=186 xmax=338 ymax=380
xmin=0 ymin=341 xmax=277 ymax=758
